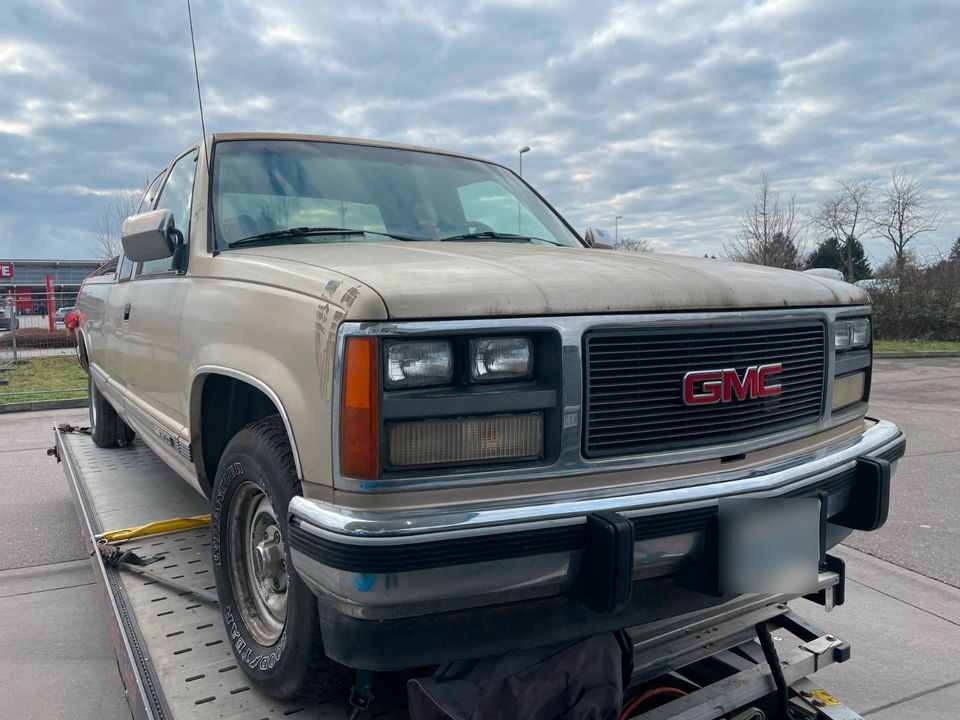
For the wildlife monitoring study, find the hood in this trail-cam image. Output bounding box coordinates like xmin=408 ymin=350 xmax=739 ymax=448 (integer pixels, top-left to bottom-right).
xmin=234 ymin=242 xmax=868 ymax=319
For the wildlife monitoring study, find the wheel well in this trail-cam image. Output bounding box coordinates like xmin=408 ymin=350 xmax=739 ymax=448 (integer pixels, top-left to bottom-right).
xmin=76 ymin=331 xmax=90 ymax=372
xmin=193 ymin=374 xmax=295 ymax=497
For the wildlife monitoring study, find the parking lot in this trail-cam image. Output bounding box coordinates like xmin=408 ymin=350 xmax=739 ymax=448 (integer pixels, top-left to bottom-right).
xmin=0 ymin=357 xmax=957 ymax=718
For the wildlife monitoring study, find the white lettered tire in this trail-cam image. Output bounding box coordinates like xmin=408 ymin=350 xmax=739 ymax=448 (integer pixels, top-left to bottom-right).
xmin=210 ymin=415 xmax=348 ymax=700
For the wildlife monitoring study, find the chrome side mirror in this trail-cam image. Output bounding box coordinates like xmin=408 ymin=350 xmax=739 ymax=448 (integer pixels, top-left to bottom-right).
xmin=583 ymin=227 xmax=613 ymax=250
xmin=803 ymin=268 xmax=845 ymax=283
xmin=121 ymin=209 xmax=177 ymax=262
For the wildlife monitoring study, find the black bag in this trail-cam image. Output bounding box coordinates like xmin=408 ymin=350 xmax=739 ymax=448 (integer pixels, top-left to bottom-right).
xmin=407 ymin=632 xmax=632 ymax=720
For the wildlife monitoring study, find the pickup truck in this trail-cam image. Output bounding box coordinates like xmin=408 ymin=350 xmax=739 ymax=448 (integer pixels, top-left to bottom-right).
xmin=76 ymin=132 xmax=905 ymax=700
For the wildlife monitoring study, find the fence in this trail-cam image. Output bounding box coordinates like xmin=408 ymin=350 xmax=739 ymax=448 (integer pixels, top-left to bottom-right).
xmin=1 ymin=289 xmax=87 ymax=405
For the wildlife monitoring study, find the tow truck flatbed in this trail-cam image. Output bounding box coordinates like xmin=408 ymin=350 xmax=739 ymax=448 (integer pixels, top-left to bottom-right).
xmin=54 ymin=424 xmax=865 ymax=720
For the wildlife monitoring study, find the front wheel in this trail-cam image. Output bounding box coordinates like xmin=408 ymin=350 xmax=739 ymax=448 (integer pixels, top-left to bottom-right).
xmin=211 ymin=416 xmax=348 ymax=700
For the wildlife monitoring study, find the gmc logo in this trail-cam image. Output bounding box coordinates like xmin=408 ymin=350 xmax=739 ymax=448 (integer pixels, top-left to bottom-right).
xmin=683 ymin=363 xmax=783 ymax=405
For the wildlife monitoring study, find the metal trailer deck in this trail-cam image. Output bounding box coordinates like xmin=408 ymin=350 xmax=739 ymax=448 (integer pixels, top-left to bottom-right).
xmin=53 ymin=424 xmax=865 ymax=720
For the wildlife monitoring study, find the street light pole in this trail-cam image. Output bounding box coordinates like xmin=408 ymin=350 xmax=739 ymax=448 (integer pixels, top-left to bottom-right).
xmin=518 ymin=146 xmax=531 ymax=232
xmin=615 ymin=215 xmax=623 ymax=245
xmin=518 ymin=145 xmax=531 ymax=177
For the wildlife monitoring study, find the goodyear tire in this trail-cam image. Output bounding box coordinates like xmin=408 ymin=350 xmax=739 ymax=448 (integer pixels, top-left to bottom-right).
xmin=211 ymin=415 xmax=348 ymax=700
xmin=88 ymin=375 xmax=135 ymax=448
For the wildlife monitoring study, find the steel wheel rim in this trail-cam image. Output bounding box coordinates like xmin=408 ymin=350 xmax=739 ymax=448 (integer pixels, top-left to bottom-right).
xmin=227 ymin=481 xmax=288 ymax=646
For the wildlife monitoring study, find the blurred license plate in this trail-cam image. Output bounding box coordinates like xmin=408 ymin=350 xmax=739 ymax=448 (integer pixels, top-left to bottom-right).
xmin=719 ymin=497 xmax=820 ymax=594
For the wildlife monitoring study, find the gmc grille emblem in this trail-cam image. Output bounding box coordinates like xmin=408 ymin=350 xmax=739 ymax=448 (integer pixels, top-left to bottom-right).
xmin=682 ymin=363 xmax=783 ymax=405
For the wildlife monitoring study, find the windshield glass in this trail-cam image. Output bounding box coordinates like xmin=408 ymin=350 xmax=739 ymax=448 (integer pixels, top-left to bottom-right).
xmin=211 ymin=139 xmax=582 ymax=248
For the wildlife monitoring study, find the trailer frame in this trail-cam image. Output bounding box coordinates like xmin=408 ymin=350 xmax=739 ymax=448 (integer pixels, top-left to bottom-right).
xmin=53 ymin=423 xmax=865 ymax=720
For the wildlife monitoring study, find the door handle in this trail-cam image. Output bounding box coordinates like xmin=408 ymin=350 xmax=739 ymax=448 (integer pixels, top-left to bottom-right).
xmin=123 ymin=303 xmax=131 ymax=321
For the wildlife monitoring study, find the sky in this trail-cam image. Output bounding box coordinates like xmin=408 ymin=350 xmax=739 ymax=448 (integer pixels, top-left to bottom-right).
xmin=1 ymin=0 xmax=958 ymax=266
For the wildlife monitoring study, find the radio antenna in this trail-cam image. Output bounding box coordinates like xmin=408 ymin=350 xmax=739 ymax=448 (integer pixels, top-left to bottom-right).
xmin=187 ymin=0 xmax=210 ymax=174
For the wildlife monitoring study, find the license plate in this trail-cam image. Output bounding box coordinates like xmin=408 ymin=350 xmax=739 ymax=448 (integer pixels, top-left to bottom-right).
xmin=719 ymin=497 xmax=820 ymax=594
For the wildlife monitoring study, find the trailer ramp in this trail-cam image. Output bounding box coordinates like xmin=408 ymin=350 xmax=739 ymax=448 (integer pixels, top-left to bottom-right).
xmin=54 ymin=425 xmax=863 ymax=720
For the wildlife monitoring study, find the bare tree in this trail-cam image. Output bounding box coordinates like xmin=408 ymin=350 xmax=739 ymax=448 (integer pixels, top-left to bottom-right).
xmin=93 ymin=190 xmax=142 ymax=260
xmin=811 ymin=178 xmax=873 ymax=282
xmin=724 ymin=173 xmax=805 ymax=269
xmin=871 ymin=166 xmax=943 ymax=276
xmin=613 ymin=237 xmax=652 ymax=253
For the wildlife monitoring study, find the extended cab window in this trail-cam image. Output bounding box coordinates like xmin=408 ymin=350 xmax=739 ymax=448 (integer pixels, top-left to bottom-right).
xmin=137 ymin=171 xmax=166 ymax=213
xmin=139 ymin=150 xmax=197 ymax=276
xmin=117 ymin=254 xmax=133 ymax=281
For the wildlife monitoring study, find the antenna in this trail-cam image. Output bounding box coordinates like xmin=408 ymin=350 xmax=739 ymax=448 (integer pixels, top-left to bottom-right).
xmin=187 ymin=0 xmax=210 ymax=175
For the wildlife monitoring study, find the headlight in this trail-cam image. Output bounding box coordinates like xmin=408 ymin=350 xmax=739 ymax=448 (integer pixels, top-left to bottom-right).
xmin=834 ymin=318 xmax=870 ymax=351
xmin=470 ymin=337 xmax=533 ymax=381
xmin=385 ymin=340 xmax=453 ymax=388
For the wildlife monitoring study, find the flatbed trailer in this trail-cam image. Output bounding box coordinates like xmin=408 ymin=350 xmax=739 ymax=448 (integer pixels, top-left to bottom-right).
xmin=53 ymin=423 xmax=867 ymax=720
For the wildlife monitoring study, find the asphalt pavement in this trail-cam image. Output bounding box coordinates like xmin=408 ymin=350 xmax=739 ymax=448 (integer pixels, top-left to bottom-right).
xmin=845 ymin=358 xmax=960 ymax=585
xmin=0 ymin=359 xmax=957 ymax=718
xmin=0 ymin=408 xmax=129 ymax=719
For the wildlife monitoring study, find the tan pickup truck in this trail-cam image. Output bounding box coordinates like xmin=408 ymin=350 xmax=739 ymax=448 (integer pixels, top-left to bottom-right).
xmin=76 ymin=132 xmax=905 ymax=700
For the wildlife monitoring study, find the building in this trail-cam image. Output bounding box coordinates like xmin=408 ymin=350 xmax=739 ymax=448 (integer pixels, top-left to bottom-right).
xmin=1 ymin=258 xmax=104 ymax=314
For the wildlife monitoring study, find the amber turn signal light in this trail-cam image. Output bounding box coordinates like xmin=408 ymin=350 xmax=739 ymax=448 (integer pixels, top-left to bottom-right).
xmin=340 ymin=337 xmax=380 ymax=479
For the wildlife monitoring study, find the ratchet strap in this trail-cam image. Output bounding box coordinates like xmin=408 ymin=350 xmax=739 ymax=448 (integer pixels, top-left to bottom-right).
xmin=96 ymin=514 xmax=211 ymax=543
xmin=95 ymin=513 xmax=218 ymax=605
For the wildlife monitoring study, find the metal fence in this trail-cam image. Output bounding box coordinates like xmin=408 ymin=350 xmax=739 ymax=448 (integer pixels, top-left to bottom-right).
xmin=1 ymin=290 xmax=87 ymax=405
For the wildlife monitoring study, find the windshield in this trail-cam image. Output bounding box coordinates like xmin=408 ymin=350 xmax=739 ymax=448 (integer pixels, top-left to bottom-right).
xmin=211 ymin=139 xmax=582 ymax=249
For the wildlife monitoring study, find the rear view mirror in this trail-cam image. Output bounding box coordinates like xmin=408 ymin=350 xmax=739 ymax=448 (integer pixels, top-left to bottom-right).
xmin=121 ymin=209 xmax=177 ymax=262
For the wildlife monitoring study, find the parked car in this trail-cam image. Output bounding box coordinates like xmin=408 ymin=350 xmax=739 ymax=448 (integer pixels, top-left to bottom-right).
xmin=76 ymin=132 xmax=905 ymax=700
xmin=0 ymin=307 xmax=19 ymax=331
xmin=55 ymin=306 xmax=76 ymax=323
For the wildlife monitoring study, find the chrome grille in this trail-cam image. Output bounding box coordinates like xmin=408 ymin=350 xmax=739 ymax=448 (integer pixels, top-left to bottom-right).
xmin=583 ymin=322 xmax=826 ymax=457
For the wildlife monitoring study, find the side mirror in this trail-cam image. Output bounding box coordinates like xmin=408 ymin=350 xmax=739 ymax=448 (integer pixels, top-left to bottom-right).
xmin=803 ymin=268 xmax=845 ymax=282
xmin=121 ymin=209 xmax=177 ymax=263
xmin=583 ymin=227 xmax=614 ymax=250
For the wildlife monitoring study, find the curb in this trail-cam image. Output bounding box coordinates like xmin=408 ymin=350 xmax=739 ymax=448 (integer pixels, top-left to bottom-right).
xmin=874 ymin=351 xmax=960 ymax=358
xmin=0 ymin=397 xmax=87 ymax=414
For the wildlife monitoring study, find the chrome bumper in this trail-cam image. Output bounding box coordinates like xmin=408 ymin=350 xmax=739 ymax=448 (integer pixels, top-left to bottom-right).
xmin=288 ymin=419 xmax=904 ymax=621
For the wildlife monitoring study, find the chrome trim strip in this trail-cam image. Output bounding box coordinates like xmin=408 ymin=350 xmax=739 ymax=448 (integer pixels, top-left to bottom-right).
xmin=331 ymin=306 xmax=872 ymax=493
xmin=192 ymin=365 xmax=304 ymax=479
xmin=293 ymin=417 xmax=901 ymax=542
xmin=92 ymin=369 xmax=192 ymax=460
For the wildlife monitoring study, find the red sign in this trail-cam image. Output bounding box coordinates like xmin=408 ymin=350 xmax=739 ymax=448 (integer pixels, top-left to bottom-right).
xmin=0 ymin=262 xmax=12 ymax=281
xmin=682 ymin=363 xmax=783 ymax=405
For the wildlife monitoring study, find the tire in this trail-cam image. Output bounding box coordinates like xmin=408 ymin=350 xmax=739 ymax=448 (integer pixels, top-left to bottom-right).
xmin=211 ymin=415 xmax=349 ymax=700
xmin=88 ymin=375 xmax=135 ymax=448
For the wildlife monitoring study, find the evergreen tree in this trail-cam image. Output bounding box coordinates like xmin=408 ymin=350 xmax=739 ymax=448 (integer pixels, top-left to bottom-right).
xmin=806 ymin=237 xmax=871 ymax=281
xmin=950 ymin=236 xmax=960 ymax=262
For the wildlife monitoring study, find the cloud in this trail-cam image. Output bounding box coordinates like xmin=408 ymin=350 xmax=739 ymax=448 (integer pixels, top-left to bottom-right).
xmin=0 ymin=0 xmax=957 ymax=264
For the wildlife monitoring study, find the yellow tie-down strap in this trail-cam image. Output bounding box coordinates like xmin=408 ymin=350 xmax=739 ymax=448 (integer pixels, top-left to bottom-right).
xmin=96 ymin=514 xmax=211 ymax=543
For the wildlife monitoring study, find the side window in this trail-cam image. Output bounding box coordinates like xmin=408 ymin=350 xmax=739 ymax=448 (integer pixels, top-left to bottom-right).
xmin=117 ymin=254 xmax=133 ymax=281
xmin=139 ymin=150 xmax=198 ymax=276
xmin=137 ymin=171 xmax=166 ymax=213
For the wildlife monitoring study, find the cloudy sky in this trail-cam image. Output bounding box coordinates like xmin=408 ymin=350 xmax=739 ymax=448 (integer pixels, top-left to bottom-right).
xmin=1 ymin=0 xmax=958 ymax=265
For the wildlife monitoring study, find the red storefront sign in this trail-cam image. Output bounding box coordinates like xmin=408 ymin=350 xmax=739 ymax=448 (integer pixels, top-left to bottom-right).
xmin=0 ymin=262 xmax=13 ymax=281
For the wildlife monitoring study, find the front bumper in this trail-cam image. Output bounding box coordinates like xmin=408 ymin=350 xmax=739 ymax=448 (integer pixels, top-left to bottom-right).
xmin=289 ymin=419 xmax=904 ymax=666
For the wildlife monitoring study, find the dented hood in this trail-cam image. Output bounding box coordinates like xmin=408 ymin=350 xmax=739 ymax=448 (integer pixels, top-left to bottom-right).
xmin=235 ymin=242 xmax=868 ymax=319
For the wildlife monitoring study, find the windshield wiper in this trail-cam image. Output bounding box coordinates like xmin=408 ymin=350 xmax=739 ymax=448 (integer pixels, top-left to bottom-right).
xmin=229 ymin=227 xmax=363 ymax=247
xmin=229 ymin=227 xmax=427 ymax=248
xmin=439 ymin=231 xmax=562 ymax=246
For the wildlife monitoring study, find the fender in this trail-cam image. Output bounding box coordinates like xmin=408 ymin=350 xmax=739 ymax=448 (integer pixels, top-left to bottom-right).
xmin=189 ymin=365 xmax=304 ymax=481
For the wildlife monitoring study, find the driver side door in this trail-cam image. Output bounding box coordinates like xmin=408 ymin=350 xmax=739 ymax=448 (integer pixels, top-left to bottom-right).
xmin=123 ymin=149 xmax=197 ymax=444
